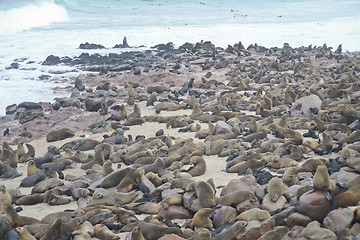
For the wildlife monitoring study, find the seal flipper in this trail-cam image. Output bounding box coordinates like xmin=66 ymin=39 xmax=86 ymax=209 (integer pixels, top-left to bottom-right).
xmin=188 ymin=193 xmax=197 ymax=207
xmin=321 ymin=187 xmax=331 ymax=201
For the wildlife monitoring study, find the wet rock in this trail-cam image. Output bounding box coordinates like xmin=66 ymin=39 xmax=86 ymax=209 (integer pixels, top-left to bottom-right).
xmin=79 ymin=42 xmax=105 ymax=49
xmin=290 ymin=94 xmax=322 ymax=116
xmin=5 ymin=104 xmax=17 ymax=115
xmin=261 ymin=194 xmax=287 ymax=212
xmin=286 ymin=212 xmax=312 ymax=227
xmin=236 ymin=218 xmax=275 ymax=240
xmin=215 ymin=121 xmax=233 ymax=135
xmin=18 ymin=109 xmax=44 ymax=124
xmin=42 ymin=55 xmax=61 ymax=65
xmin=323 ymin=208 xmax=353 ymax=234
xmin=18 ymin=102 xmax=43 ymax=110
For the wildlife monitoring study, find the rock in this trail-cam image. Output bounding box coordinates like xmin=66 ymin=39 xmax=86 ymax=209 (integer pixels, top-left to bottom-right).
xmin=79 ymin=42 xmax=105 ymax=49
xmin=5 ymin=104 xmax=17 ymax=115
xmin=323 ymin=208 xmax=353 ymax=234
xmin=299 ymin=190 xmax=328 ymax=206
xmin=18 ymin=102 xmax=43 ymax=110
xmin=18 ymin=109 xmax=44 ymax=124
xmin=10 ymin=62 xmax=19 ymax=69
xmin=236 ymin=218 xmax=275 ymax=240
xmin=290 ymin=94 xmax=322 ymax=116
xmin=220 ymin=175 xmax=258 ymax=196
xmin=158 ymin=234 xmax=184 ymax=240
xmin=236 ymin=198 xmax=260 ymax=213
xmin=351 ymin=223 xmax=360 ymax=236
xmin=157 ymin=205 xmax=193 ymax=220
xmin=261 ymin=194 xmax=287 ymax=212
xmin=75 ymin=78 xmax=85 ymax=91
xmin=213 ymin=206 xmax=238 ymax=229
xmin=133 ymin=68 xmax=141 ymax=75
xmin=215 ymin=121 xmax=233 ymax=135
xmin=285 ymin=185 xmax=301 ymax=204
xmin=255 ymin=185 xmax=267 ymax=201
xmin=337 ymin=167 xmax=359 ymax=187
xmin=286 ymin=212 xmax=312 ymax=227
xmin=182 ymin=191 xmax=202 ymax=212
xmin=46 ymin=128 xmax=75 ymax=142
xmin=42 ymin=55 xmax=61 ymax=65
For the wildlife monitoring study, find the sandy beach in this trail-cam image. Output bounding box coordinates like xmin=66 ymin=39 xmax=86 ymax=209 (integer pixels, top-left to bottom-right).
xmin=1 ymin=42 xmax=360 ymax=239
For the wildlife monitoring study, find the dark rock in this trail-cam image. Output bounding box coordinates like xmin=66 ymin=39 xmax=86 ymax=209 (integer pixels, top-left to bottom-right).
xmin=42 ymin=55 xmax=61 ymax=65
xmin=10 ymin=62 xmax=19 ymax=69
xmin=133 ymin=68 xmax=141 ymax=75
xmin=113 ymin=37 xmax=131 ymax=48
xmin=18 ymin=110 xmax=44 ymax=124
xmin=51 ymin=102 xmax=61 ymax=110
xmin=151 ymin=42 xmax=174 ymax=51
xmin=79 ymin=42 xmax=105 ymax=49
xmin=5 ymin=104 xmax=17 ymax=115
xmin=17 ymin=102 xmax=43 ymax=110
xmin=74 ymin=78 xmax=85 ymax=91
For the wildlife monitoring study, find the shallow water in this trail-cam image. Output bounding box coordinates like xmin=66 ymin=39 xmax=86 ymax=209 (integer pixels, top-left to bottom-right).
xmin=0 ymin=0 xmax=359 ymax=115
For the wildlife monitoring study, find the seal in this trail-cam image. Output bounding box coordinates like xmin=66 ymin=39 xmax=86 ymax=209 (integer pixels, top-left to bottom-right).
xmin=191 ymin=208 xmax=213 ymax=229
xmin=258 ymin=227 xmax=288 ymax=240
xmin=139 ymin=222 xmax=182 ymax=240
xmin=5 ymin=204 xmax=42 ymax=227
xmin=26 ymin=160 xmax=40 ymax=176
xmin=186 ymin=181 xmax=216 ymax=208
xmin=14 ymin=227 xmax=36 ymax=240
xmin=127 ymin=84 xmax=139 ymax=99
xmin=188 ymin=228 xmax=211 ymax=240
xmin=31 ymin=178 xmax=64 ymax=194
xmin=211 ymin=220 xmax=247 ymax=240
xmin=117 ymin=168 xmax=144 ymax=192
xmin=102 ymin=160 xmax=113 ymax=176
xmin=131 ymin=224 xmax=145 ymax=240
xmin=127 ymin=104 xmax=141 ymax=119
xmin=267 ymin=177 xmax=285 ymax=202
xmin=81 ymin=144 xmax=105 ymax=170
xmin=313 ymin=165 xmax=331 ymax=199
xmin=100 ymin=167 xmax=133 ymax=188
xmin=15 ymin=194 xmax=44 ymax=205
xmin=146 ymin=172 xmax=164 ymax=187
xmin=0 ymin=162 xmax=21 ymax=179
xmin=61 ymin=217 xmax=83 ymax=236
xmin=187 ymin=156 xmax=206 ymax=177
xmin=235 ymin=207 xmax=270 ymax=222
xmin=40 ymin=218 xmax=62 ymax=240
xmin=19 ymin=143 xmax=36 ymax=162
xmin=94 ymin=224 xmax=120 ymax=240
xmin=142 ymin=158 xmax=165 ymax=174
xmin=16 ymin=142 xmax=26 ymax=159
xmin=303 ymin=221 xmax=336 ymax=239
xmin=0 ymin=185 xmax=11 ymax=213
xmin=218 ymin=190 xmax=257 ymax=206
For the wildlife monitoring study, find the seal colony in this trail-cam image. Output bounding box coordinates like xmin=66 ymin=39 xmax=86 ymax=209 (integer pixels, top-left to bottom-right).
xmin=1 ymin=40 xmax=360 ymax=239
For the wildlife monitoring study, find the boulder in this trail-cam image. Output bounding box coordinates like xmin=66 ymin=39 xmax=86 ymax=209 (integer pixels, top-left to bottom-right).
xmin=290 ymin=94 xmax=322 ymax=116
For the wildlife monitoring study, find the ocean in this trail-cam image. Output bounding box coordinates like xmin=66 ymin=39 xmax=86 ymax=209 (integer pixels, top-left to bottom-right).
xmin=1 ymin=0 xmax=360 ymax=116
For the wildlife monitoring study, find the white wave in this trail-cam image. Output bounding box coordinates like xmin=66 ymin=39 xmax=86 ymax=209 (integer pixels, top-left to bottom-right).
xmin=0 ymin=0 xmax=69 ymax=35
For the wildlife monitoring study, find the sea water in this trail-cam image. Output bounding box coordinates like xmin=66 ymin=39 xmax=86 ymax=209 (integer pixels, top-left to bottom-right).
xmin=0 ymin=0 xmax=360 ymax=116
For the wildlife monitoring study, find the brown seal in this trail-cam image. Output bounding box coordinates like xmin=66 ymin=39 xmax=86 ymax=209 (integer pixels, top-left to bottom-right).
xmin=117 ymin=168 xmax=144 ymax=192
xmin=235 ymin=207 xmax=270 ymax=222
xmin=19 ymin=143 xmax=35 ymax=162
xmin=146 ymin=172 xmax=164 ymax=187
xmin=186 ymin=181 xmax=216 ymax=208
xmin=267 ymin=177 xmax=285 ymax=202
xmin=81 ymin=144 xmax=105 ymax=170
xmin=258 ymin=227 xmax=288 ymax=240
xmin=335 ymin=189 xmax=360 ymax=208
xmin=15 ymin=194 xmax=44 ymax=205
xmin=218 ymin=190 xmax=257 ymax=206
xmin=27 ymin=160 xmax=40 ymax=176
xmin=191 ymin=208 xmax=213 ymax=229
xmin=100 ymin=167 xmax=133 ymax=188
xmin=187 ymin=156 xmax=206 ymax=177
xmin=303 ymin=221 xmax=336 ymax=239
xmin=131 ymin=224 xmax=145 ymax=240
xmin=128 ymin=104 xmax=141 ymax=119
xmin=142 ymin=157 xmax=165 ymax=174
xmin=40 ymin=218 xmax=62 ymax=240
xmin=139 ymin=222 xmax=182 ymax=240
xmin=0 ymin=185 xmax=11 ymax=213
xmin=15 ymin=227 xmax=37 ymax=240
xmin=211 ymin=221 xmax=247 ymax=240
xmin=102 ymin=160 xmax=114 ymax=176
xmin=313 ymin=165 xmax=330 ymax=192
xmin=5 ymin=204 xmax=42 ymax=227
xmin=16 ymin=142 xmax=26 ymax=159
xmin=94 ymin=224 xmax=120 ymax=240
xmin=188 ymin=228 xmax=211 ymax=240
xmin=161 ymin=193 xmax=183 ymax=209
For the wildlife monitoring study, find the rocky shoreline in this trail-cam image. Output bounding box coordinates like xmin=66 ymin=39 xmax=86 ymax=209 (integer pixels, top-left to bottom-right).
xmin=1 ymin=40 xmax=360 ymax=239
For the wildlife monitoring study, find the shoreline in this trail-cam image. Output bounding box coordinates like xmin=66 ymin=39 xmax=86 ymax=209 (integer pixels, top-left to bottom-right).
xmin=1 ymin=41 xmax=360 ymax=239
